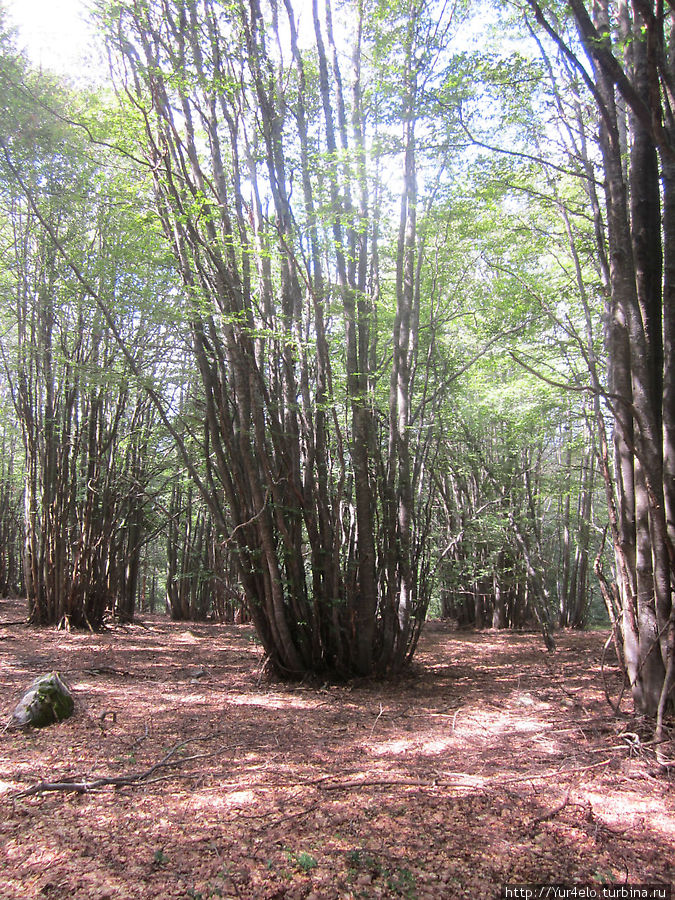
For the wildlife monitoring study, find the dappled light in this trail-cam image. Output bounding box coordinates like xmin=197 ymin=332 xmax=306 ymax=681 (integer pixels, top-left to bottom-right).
xmin=582 ymin=789 xmax=674 ymax=843
xmin=0 ymin=0 xmax=674 ymax=895
xmin=0 ymin=603 xmax=672 ymax=898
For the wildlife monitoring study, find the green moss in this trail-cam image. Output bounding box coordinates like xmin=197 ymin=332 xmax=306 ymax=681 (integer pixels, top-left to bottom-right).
xmin=12 ymin=672 xmax=74 ymax=728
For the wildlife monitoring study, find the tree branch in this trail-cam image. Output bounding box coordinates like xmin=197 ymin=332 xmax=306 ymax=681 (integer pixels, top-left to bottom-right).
xmin=12 ymin=730 xmax=240 ymax=798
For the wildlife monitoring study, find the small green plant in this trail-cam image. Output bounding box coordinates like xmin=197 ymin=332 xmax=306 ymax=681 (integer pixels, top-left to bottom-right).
xmin=593 ymin=867 xmax=617 ymax=884
xmin=285 ymin=848 xmax=318 ymax=873
xmin=153 ymin=848 xmax=168 ymax=866
xmin=347 ymin=848 xmax=381 ymax=877
xmin=347 ymin=850 xmax=416 ymax=898
xmin=386 ymin=866 xmax=417 ymax=899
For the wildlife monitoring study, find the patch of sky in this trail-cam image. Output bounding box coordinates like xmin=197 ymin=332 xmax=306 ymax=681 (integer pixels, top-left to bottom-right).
xmin=4 ymin=0 xmax=105 ymax=82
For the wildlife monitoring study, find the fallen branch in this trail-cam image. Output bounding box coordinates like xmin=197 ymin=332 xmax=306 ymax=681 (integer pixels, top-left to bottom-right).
xmin=14 ymin=773 xmax=152 ymax=797
xmin=11 ymin=729 xmax=238 ymax=798
xmin=530 ymin=790 xmax=571 ymax=828
xmin=494 ymin=758 xmax=613 ymax=784
xmin=369 ymin=703 xmax=384 ymax=738
xmin=296 ymin=759 xmax=615 ymax=794
xmin=243 ymin=800 xmax=322 ymax=828
xmin=320 ymin=777 xmax=431 ymax=791
xmin=82 ymin=666 xmax=156 ymax=680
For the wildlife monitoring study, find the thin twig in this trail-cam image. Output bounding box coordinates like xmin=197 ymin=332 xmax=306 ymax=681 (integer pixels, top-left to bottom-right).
xmin=11 ymin=730 xmax=244 ymax=798
xmin=243 ymin=800 xmax=322 ymax=828
xmin=530 ymin=790 xmax=571 ymax=827
xmin=319 ymin=777 xmax=432 ymax=791
xmin=601 ymin=624 xmax=628 ymax=714
xmin=129 ymin=722 xmax=149 ymax=751
xmin=494 ymin=758 xmax=612 ymax=785
xmin=369 ymin=703 xmax=384 ymax=738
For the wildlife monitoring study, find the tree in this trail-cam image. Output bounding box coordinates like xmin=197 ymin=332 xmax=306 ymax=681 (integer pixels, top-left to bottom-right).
xmin=408 ymin=117 xmax=605 ymax=636
xmin=513 ymin=0 xmax=675 ymax=727
xmin=0 ymin=391 xmax=22 ymax=598
xmin=0 ymin=40 xmax=178 ymax=627
xmin=96 ymin=0 xmax=466 ymax=677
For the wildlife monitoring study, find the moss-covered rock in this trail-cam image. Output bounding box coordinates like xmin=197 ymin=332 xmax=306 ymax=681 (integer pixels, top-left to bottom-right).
xmin=11 ymin=672 xmax=74 ymax=729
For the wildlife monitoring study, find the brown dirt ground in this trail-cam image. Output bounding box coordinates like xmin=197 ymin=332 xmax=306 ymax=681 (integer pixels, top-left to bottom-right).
xmin=0 ymin=598 xmax=673 ymax=900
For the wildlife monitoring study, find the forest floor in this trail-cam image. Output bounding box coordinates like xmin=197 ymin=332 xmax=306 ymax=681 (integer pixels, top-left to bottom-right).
xmin=0 ymin=599 xmax=673 ymax=900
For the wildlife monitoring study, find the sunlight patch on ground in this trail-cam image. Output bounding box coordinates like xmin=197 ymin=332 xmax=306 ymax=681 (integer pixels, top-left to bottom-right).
xmin=227 ymin=693 xmax=322 ymax=710
xmin=439 ymin=770 xmax=490 ymax=788
xmin=512 ymin=719 xmax=543 ymax=733
xmin=455 ymin=707 xmax=524 ymax=733
xmin=153 ymin=693 xmax=215 ymax=706
xmin=369 ymin=737 xmax=419 ymax=755
xmin=73 ymin=681 xmax=106 ymax=692
xmin=368 ymin=736 xmax=456 ymax=756
xmin=530 ymin=737 xmax=564 ymax=755
xmin=460 ymin=703 xmax=554 ymax=735
xmin=582 ymin=788 xmax=675 ymax=842
xmin=175 ymin=631 xmax=201 ymax=645
xmin=190 ymin=789 xmax=257 ymax=809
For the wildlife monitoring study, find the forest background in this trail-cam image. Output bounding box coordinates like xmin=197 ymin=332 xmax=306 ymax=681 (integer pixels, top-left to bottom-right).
xmin=0 ymin=0 xmax=673 ymax=732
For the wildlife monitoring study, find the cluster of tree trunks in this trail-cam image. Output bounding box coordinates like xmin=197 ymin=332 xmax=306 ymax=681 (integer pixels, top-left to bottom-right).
xmin=1 ymin=0 xmax=671 ymax=729
xmin=0 ymin=424 xmax=22 ymax=597
xmin=527 ymin=0 xmax=675 ymax=723
xmin=4 ymin=195 xmax=157 ymax=628
xmin=434 ymin=416 xmax=596 ymax=636
xmin=166 ymin=480 xmax=247 ymax=623
xmin=105 ymin=0 xmax=445 ymax=677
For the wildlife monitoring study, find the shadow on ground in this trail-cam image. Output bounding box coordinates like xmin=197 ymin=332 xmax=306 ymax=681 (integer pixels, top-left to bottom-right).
xmin=0 ymin=599 xmax=672 ymax=899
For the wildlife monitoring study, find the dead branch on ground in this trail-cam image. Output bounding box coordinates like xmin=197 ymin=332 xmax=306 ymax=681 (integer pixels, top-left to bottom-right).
xmin=11 ymin=729 xmax=241 ymax=798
